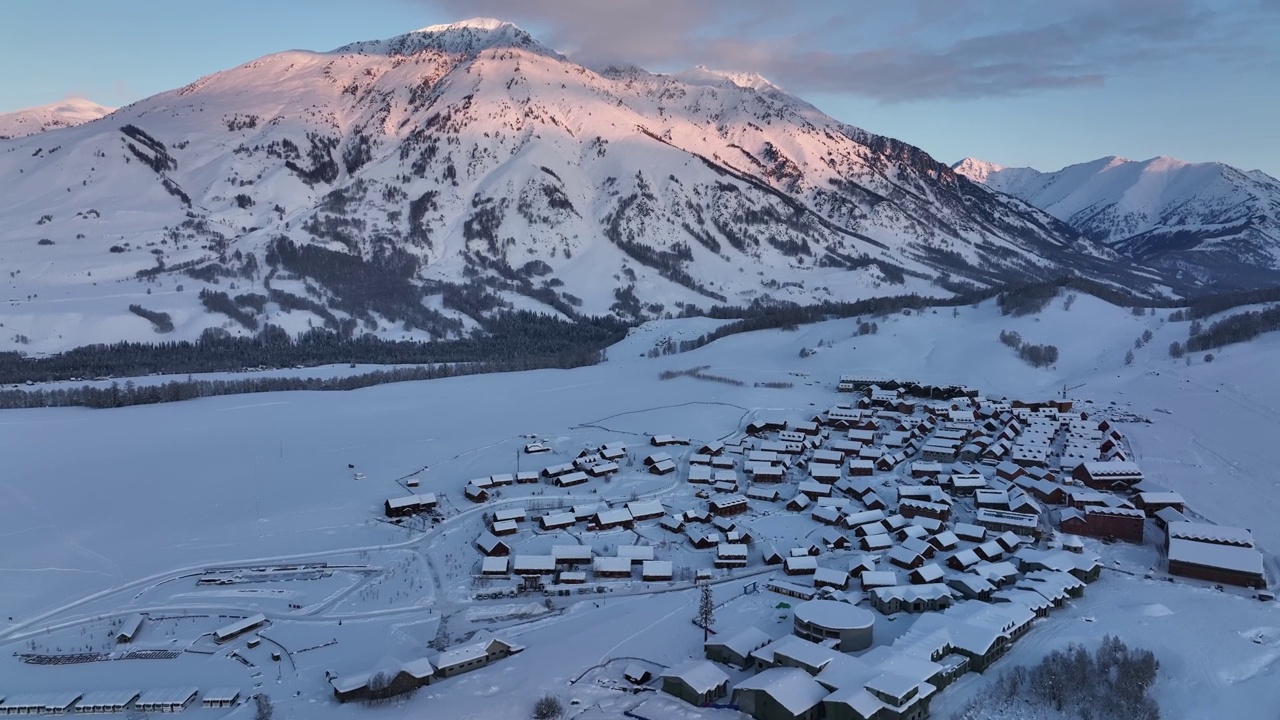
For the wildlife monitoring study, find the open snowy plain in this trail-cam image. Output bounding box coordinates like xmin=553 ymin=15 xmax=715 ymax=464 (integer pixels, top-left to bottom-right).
xmin=2 ymin=293 xmax=1278 ymax=719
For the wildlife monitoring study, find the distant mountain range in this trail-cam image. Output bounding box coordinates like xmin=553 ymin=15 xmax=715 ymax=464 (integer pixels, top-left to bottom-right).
xmin=0 ymin=18 xmax=1249 ymax=356
xmin=0 ymin=97 xmax=114 ymax=139
xmin=953 ymin=156 xmax=1280 ymax=287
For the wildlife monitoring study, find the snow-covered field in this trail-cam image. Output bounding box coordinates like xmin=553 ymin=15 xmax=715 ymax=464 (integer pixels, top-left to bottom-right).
xmin=1 ymin=294 xmax=1278 ymax=718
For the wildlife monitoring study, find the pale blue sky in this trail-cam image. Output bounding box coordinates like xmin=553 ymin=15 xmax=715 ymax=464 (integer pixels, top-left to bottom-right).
xmin=3 ymin=0 xmax=1277 ymax=175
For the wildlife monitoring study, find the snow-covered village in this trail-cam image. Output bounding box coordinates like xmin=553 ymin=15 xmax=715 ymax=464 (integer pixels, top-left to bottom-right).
xmin=3 ymin=3 xmax=1280 ymax=719
xmin=3 ymin=289 xmax=1280 ymax=720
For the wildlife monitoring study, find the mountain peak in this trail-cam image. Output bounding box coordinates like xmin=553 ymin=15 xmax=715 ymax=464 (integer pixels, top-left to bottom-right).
xmin=678 ymin=65 xmax=783 ymax=93
xmin=0 ymin=96 xmax=114 ymax=139
xmin=417 ymin=17 xmax=512 ymax=33
xmin=951 ymin=157 xmax=1006 ymax=183
xmin=334 ymin=17 xmax=557 ymax=59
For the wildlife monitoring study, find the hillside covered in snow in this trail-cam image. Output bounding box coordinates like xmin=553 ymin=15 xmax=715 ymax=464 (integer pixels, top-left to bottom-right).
xmin=954 ymin=156 xmax=1280 ymax=287
xmin=1 ymin=19 xmax=1161 ymax=356
xmin=0 ymin=97 xmax=114 ymax=139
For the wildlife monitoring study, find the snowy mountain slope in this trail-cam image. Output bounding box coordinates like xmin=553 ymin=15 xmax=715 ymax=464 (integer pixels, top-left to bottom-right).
xmin=955 ymin=155 xmax=1280 ymax=287
xmin=0 ymin=97 xmax=114 ymax=139
xmin=1 ymin=19 xmax=1151 ymax=355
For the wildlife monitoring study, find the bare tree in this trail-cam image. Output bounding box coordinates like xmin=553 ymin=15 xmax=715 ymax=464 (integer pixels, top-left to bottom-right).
xmin=532 ymin=694 xmax=563 ymax=719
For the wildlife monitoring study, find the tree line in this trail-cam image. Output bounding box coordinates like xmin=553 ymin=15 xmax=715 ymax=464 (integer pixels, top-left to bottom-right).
xmin=0 ymin=354 xmax=604 ymax=411
xmin=954 ymin=635 xmax=1160 ymax=720
xmin=0 ymin=311 xmax=627 ymax=387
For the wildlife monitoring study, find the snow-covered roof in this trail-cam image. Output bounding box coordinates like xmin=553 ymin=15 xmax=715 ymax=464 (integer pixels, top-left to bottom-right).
xmin=710 ymin=495 xmax=748 ymax=510
xmin=481 ymin=556 xmax=508 ymax=573
xmin=1166 ymin=521 xmax=1254 ymax=547
xmin=785 ymin=555 xmax=818 ymax=571
xmin=863 ymin=533 xmax=893 ymax=550
xmin=642 ymin=560 xmax=673 ymax=577
xmin=476 ymin=532 xmax=508 ymax=552
xmin=622 ymin=663 xmax=652 ymax=684
xmin=117 ymin=612 xmax=144 ymax=639
xmin=871 ymin=584 xmax=953 ymax=603
xmin=708 ymin=626 xmax=773 ymax=657
xmin=75 ymin=690 xmax=141 ymax=710
xmin=213 ymin=613 xmax=265 ymax=641
xmin=1168 ymin=538 xmax=1264 ymax=574
xmin=541 ymin=511 xmax=576 ymax=527
xmin=975 ymin=508 xmax=1039 ymax=529
xmin=813 ymin=505 xmax=842 ymax=523
xmin=0 ymin=693 xmax=84 ymax=712
xmin=813 ymin=567 xmax=849 ymax=586
xmin=971 ymin=561 xmax=1020 ymax=582
xmin=662 ymin=659 xmax=729 ymax=694
xmin=593 ymin=556 xmax=632 ymax=574
xmin=400 ymin=657 xmax=436 ymax=679
xmin=386 ymin=492 xmax=437 ymax=510
xmin=1154 ymin=507 xmax=1188 ymax=524
xmin=994 ymin=588 xmax=1053 ymax=611
xmin=137 ymin=688 xmax=198 ymax=707
xmin=1085 ymin=506 xmax=1145 ymax=519
xmin=512 ymin=555 xmax=556 ymax=572
xmin=931 ymin=530 xmax=960 ymax=547
xmin=733 ymin=667 xmax=829 ymax=715
xmin=617 ymin=545 xmax=655 ymax=561
xmin=794 ymin=599 xmax=874 ymax=631
xmin=912 ymin=563 xmax=944 ymax=583
xmin=866 ymin=671 xmax=927 ymax=703
xmin=493 ymin=507 xmax=524 ymax=522
xmin=552 ymin=545 xmax=593 ymax=561
xmin=1080 ymin=460 xmax=1143 ymax=478
xmin=595 ymin=508 xmax=633 ymax=525
xmin=861 ymin=570 xmax=899 ymax=588
xmin=435 ymin=642 xmax=489 ymax=670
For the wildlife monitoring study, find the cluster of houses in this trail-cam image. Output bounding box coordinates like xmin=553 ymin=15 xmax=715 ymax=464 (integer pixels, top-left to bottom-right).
xmin=0 ymin=687 xmax=241 ymax=715
xmin=646 ymin=377 xmax=1267 ymax=720
xmin=662 ymin=587 xmax=1066 ymax=720
xmin=329 ymin=632 xmax=523 ymax=703
xmin=474 ymin=498 xmax=679 ymax=584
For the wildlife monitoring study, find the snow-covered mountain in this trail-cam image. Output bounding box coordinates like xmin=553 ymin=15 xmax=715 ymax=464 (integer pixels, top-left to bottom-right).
xmin=0 ymin=97 xmax=114 ymax=139
xmin=955 ymin=155 xmax=1280 ymax=287
xmin=2 ymin=19 xmax=1149 ymax=354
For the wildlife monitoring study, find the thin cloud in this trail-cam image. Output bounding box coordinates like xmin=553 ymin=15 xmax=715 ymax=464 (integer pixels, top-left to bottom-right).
xmin=419 ymin=0 xmax=1279 ymax=101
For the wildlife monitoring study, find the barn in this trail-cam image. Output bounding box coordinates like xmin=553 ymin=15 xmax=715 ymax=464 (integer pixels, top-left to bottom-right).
xmin=626 ymin=500 xmax=665 ymax=522
xmin=1058 ymin=507 xmax=1144 ymax=543
xmin=898 ymin=499 xmax=950 ymax=522
xmin=1072 ymin=461 xmax=1144 ymax=490
xmin=1135 ymin=491 xmax=1186 ymax=517
xmin=1165 ymin=522 xmax=1265 ymax=588
xmin=642 ymin=560 xmax=674 ymax=581
xmin=384 ymin=493 xmax=438 ymax=518
xmin=214 ymin=613 xmax=266 ymax=643
xmin=710 ymin=495 xmax=749 ymax=517
xmin=593 ymin=508 xmax=634 ymax=530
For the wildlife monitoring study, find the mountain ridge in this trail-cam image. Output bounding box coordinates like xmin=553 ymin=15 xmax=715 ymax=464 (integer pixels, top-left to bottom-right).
xmin=954 ymin=155 xmax=1280 ymax=286
xmin=1 ymin=19 xmax=1160 ymax=355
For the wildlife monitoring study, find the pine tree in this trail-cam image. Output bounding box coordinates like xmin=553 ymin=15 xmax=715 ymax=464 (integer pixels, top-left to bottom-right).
xmin=253 ymin=694 xmax=273 ymax=720
xmin=698 ymin=580 xmax=715 ymax=641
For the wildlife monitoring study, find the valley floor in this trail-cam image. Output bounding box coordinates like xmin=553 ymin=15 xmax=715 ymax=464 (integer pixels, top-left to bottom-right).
xmin=1 ymin=295 xmax=1277 ymax=718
